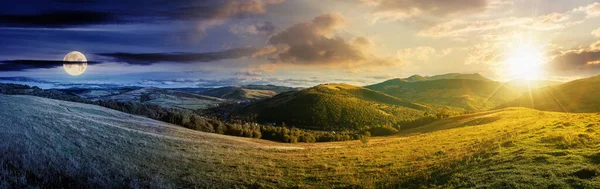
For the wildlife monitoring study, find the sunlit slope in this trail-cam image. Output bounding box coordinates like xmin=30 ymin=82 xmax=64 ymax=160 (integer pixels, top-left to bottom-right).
xmin=391 ymin=108 xmax=600 ymax=188
xmin=366 ymin=78 xmax=521 ymax=111
xmin=200 ymin=86 xmax=277 ymax=100
xmin=243 ymin=84 xmax=433 ymax=130
xmin=2 ymin=95 xmax=599 ymax=188
xmin=502 ymin=75 xmax=600 ymax=112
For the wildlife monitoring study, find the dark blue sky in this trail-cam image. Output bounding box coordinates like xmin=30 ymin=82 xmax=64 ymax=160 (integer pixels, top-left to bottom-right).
xmin=1 ymin=0 xmax=600 ymax=88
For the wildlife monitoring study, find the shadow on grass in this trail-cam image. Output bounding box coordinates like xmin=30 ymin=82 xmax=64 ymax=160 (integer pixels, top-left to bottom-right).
xmin=0 ymin=144 xmax=152 ymax=189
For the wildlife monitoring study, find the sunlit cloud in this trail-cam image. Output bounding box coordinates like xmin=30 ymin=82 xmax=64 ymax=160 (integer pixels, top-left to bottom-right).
xmin=396 ymin=46 xmax=452 ymax=65
xmin=573 ymin=2 xmax=600 ymax=18
xmin=419 ymin=12 xmax=582 ymax=37
xmin=361 ymin=0 xmax=490 ymax=22
xmin=593 ymin=27 xmax=600 ymax=38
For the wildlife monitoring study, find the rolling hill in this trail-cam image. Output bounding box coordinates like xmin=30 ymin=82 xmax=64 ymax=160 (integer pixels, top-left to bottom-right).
xmin=59 ymin=87 xmax=142 ymax=99
xmin=366 ymin=77 xmax=521 ymax=111
xmin=198 ymin=85 xmax=298 ymax=100
xmin=426 ymin=73 xmax=492 ymax=81
xmin=99 ymin=87 xmax=224 ymax=110
xmin=242 ymin=84 xmax=437 ymax=130
xmin=502 ymin=75 xmax=600 ymax=112
xmin=398 ymin=73 xmax=492 ymax=83
xmin=2 ymin=94 xmax=599 ymax=188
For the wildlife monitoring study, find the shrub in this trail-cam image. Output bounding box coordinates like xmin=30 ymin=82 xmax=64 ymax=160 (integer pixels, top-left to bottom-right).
xmin=368 ymin=126 xmax=399 ymax=136
xmin=284 ymin=135 xmax=298 ymax=143
xmin=360 ymin=135 xmax=369 ymax=144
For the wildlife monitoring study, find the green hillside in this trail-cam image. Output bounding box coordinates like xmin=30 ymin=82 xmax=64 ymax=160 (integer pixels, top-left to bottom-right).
xmin=243 ymin=84 xmax=437 ymax=131
xmin=3 ymin=95 xmax=600 ymax=188
xmin=502 ymin=75 xmax=600 ymax=112
xmin=366 ymin=78 xmax=521 ymax=111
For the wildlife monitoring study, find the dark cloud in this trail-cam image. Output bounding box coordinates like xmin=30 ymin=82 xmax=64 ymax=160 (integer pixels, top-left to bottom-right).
xmin=98 ymin=47 xmax=261 ymax=64
xmin=0 ymin=60 xmax=101 ymax=71
xmin=267 ymin=13 xmax=364 ymax=64
xmin=263 ymin=13 xmax=397 ymax=69
xmin=549 ymin=49 xmax=600 ymax=71
xmin=0 ymin=76 xmax=123 ymax=89
xmin=0 ymin=76 xmax=54 ymax=84
xmin=0 ymin=11 xmax=118 ymax=28
xmin=1 ymin=47 xmax=264 ymax=72
xmin=0 ymin=0 xmax=283 ymax=28
xmin=256 ymin=21 xmax=276 ymax=35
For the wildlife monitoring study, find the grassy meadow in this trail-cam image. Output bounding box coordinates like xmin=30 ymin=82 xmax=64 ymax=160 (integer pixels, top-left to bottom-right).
xmin=2 ymin=95 xmax=600 ymax=188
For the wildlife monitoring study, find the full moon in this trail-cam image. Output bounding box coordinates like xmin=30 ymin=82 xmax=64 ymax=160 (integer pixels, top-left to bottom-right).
xmin=63 ymin=51 xmax=88 ymax=76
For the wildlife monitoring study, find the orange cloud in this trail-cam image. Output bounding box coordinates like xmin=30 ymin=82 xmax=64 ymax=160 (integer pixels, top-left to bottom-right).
xmin=195 ymin=0 xmax=284 ymax=33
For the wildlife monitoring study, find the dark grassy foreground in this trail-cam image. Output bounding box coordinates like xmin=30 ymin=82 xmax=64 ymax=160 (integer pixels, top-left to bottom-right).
xmin=1 ymin=95 xmax=600 ymax=188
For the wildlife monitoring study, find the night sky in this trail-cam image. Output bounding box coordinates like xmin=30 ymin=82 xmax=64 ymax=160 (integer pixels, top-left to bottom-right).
xmin=1 ymin=0 xmax=600 ymax=88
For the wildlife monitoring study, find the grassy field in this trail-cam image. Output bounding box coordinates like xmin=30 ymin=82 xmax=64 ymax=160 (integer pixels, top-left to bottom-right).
xmin=1 ymin=95 xmax=600 ymax=188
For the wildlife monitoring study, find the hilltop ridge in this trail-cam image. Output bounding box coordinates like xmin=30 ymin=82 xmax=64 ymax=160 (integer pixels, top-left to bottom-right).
xmin=242 ymin=83 xmax=435 ymax=130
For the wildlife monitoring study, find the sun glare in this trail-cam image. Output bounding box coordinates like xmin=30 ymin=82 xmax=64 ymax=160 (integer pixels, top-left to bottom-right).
xmin=504 ymin=37 xmax=546 ymax=81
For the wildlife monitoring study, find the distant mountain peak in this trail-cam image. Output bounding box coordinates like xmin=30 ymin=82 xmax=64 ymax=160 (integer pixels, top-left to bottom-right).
xmin=404 ymin=75 xmax=427 ymax=82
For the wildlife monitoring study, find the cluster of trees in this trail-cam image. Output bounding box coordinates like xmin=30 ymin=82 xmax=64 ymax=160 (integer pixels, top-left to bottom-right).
xmin=96 ymin=100 xmax=367 ymax=143
xmin=0 ymin=83 xmax=88 ymax=103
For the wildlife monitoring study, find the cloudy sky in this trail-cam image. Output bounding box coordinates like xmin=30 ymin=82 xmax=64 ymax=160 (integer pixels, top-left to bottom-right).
xmin=1 ymin=0 xmax=599 ymax=88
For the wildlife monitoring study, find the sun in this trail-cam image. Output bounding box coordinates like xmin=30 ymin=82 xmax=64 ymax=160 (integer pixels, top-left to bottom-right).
xmin=504 ymin=38 xmax=546 ymax=81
